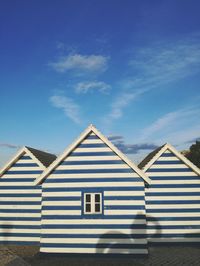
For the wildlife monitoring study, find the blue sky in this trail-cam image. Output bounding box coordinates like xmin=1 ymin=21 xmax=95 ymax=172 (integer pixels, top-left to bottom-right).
xmin=1 ymin=0 xmax=200 ymax=166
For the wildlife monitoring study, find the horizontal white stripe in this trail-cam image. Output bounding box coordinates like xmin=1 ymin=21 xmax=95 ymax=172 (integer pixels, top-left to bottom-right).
xmin=42 ymin=201 xmax=81 ymax=206
xmin=2 ymin=174 xmax=39 ymax=178
xmin=9 ymin=167 xmax=41 ymax=171
xmin=146 ymin=188 xmax=200 ymax=192
xmin=0 ymin=221 xmax=40 ymax=225
xmin=0 ymin=237 xmax=40 ymax=241
xmin=147 ymin=228 xmax=200 ymax=234
xmin=0 ymin=213 xmax=41 ymax=217
xmin=148 ymin=220 xmax=200 ymax=226
xmin=42 ymin=192 xmax=81 ymax=197
xmin=147 ymin=212 xmax=200 ymax=217
xmin=156 ymin=157 xmax=180 ymax=161
xmin=0 ymin=197 xmax=40 ymax=202
xmin=0 ymin=182 xmax=37 ymax=186
xmin=148 ymin=238 xmax=200 ymax=242
xmin=16 ymin=159 xmax=34 ymax=164
xmin=163 ymin=150 xmax=171 ymax=154
xmin=42 ymin=219 xmax=145 ymax=225
xmin=81 ymin=139 xmax=103 ymax=144
xmin=147 ymin=204 xmax=200 ymax=209
xmin=43 ymin=182 xmax=143 ymax=188
xmin=64 ymin=156 xmax=120 ymax=161
xmin=41 ymin=238 xmax=147 ymax=244
xmin=150 ymin=180 xmax=200 ymax=185
xmin=56 ymin=164 xmax=130 ymax=170
xmin=147 ymin=172 xmax=196 ymax=176
xmin=0 ymin=205 xmax=41 ymax=209
xmin=48 ymin=173 xmax=140 ymax=178
xmin=104 ymin=210 xmax=145 ymax=215
xmin=41 ymin=228 xmax=146 ymax=234
xmin=40 ymin=247 xmax=148 ymax=254
xmin=146 ymin=196 xmax=200 ymax=200
xmin=41 ymin=210 xmax=81 ymax=215
xmin=104 ymin=191 xmax=144 ymax=197
xmin=104 ymin=200 xmax=145 ymax=206
xmin=0 ymin=190 xmax=41 ymax=194
xmin=0 ymin=229 xmax=40 ymax=233
xmin=150 ymin=164 xmax=188 ymax=169
xmin=74 ymin=147 xmax=111 ymax=152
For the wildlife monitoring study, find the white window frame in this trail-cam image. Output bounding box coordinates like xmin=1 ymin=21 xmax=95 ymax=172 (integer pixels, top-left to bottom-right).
xmin=83 ymin=192 xmax=102 ymax=214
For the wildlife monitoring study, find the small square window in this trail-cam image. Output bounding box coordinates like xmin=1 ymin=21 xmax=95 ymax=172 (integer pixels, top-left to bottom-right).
xmin=83 ymin=193 xmax=102 ymax=214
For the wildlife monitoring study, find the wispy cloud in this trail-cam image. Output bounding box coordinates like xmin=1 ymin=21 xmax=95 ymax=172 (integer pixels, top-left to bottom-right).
xmin=109 ymin=135 xmax=159 ymax=154
xmin=75 ymin=81 xmax=111 ymax=94
xmin=0 ymin=143 xmax=19 ymax=149
xmin=105 ymin=35 xmax=200 ymax=124
xmin=49 ymin=95 xmax=81 ymax=124
xmin=49 ymin=53 xmax=109 ymax=75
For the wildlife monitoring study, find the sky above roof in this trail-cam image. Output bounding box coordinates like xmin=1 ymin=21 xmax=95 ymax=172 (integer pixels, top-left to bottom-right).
xmin=0 ymin=0 xmax=200 ymax=167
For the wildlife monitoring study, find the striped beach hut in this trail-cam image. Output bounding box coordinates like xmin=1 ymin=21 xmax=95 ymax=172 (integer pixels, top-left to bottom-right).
xmin=139 ymin=143 xmax=200 ymax=244
xmin=35 ymin=124 xmax=150 ymax=255
xmin=0 ymin=146 xmax=56 ymax=246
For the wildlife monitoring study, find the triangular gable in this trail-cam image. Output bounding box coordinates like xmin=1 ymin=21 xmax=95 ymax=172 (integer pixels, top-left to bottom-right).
xmin=0 ymin=146 xmax=48 ymax=178
xmin=140 ymin=143 xmax=200 ymax=176
xmin=35 ymin=124 xmax=150 ymax=185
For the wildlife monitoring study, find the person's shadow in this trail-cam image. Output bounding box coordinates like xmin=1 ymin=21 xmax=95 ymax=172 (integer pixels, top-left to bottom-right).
xmin=96 ymin=212 xmax=161 ymax=254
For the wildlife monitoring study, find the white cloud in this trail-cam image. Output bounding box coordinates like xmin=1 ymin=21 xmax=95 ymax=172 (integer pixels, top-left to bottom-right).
xmin=75 ymin=81 xmax=111 ymax=94
xmin=49 ymin=95 xmax=81 ymax=124
xmin=49 ymin=53 xmax=108 ymax=75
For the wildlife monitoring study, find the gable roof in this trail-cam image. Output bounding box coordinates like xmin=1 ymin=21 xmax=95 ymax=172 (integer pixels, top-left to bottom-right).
xmin=0 ymin=146 xmax=56 ymax=177
xmin=138 ymin=143 xmax=200 ymax=176
xmin=35 ymin=124 xmax=151 ymax=185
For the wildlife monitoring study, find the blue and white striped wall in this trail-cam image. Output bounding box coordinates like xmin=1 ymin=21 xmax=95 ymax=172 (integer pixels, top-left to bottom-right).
xmin=0 ymin=150 xmax=42 ymax=245
xmin=144 ymin=146 xmax=200 ymax=243
xmin=40 ymin=130 xmax=148 ymax=255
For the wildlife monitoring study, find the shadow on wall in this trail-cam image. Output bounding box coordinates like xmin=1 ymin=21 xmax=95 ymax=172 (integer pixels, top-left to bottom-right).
xmin=1 ymin=222 xmax=14 ymax=243
xmin=96 ymin=213 xmax=162 ymax=254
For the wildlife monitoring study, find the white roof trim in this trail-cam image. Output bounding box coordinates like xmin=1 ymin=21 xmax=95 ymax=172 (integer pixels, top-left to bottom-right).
xmin=0 ymin=146 xmax=46 ymax=177
xmin=143 ymin=143 xmax=200 ymax=176
xmin=35 ymin=124 xmax=150 ymax=185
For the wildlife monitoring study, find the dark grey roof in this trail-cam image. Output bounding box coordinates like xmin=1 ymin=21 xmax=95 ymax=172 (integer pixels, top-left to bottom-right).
xmin=26 ymin=146 xmax=57 ymax=167
xmin=138 ymin=144 xmax=165 ymax=170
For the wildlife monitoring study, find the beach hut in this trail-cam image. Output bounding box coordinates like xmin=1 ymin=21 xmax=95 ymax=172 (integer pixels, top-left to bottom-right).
xmin=35 ymin=125 xmax=150 ymax=255
xmin=138 ymin=143 xmax=200 ymax=244
xmin=0 ymin=146 xmax=56 ymax=245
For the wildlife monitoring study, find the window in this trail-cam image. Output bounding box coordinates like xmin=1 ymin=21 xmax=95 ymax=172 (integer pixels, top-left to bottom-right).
xmin=83 ymin=192 xmax=102 ymax=214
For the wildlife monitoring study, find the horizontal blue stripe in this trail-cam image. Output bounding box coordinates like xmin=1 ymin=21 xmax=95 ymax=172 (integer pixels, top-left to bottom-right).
xmin=0 ymin=241 xmax=39 ymax=245
xmin=147 ymin=208 xmax=200 ymax=213
xmin=42 ymin=206 xmax=81 ymax=210
xmin=45 ymin=178 xmax=141 ymax=183
xmin=150 ymin=184 xmax=200 ymax=188
xmin=0 ymin=201 xmax=40 ymax=205
xmin=0 ymin=193 xmax=41 ymax=197
xmin=5 ymin=170 xmax=43 ymax=175
xmin=147 ymin=216 xmax=200 ymax=221
xmin=0 ymin=225 xmax=40 ymax=229
xmin=0 ymin=178 xmax=35 ymax=182
xmin=53 ymin=169 xmax=133 ymax=174
xmin=61 ymin=160 xmax=124 ymax=165
xmin=0 ymin=217 xmax=41 ymax=221
xmin=147 ymin=168 xmax=192 ymax=172
xmin=85 ymin=135 xmax=99 ymax=140
xmin=41 ymin=243 xmax=146 ymax=249
xmin=78 ymin=143 xmax=107 ymax=148
xmin=153 ymin=160 xmax=183 ymax=165
xmin=0 ymin=209 xmax=40 ymax=213
xmin=148 ymin=233 xmax=200 ymax=238
xmin=150 ymin=176 xmax=199 ymax=181
xmin=42 ymin=214 xmax=146 ymax=220
xmin=41 ymin=233 xmax=146 ymax=239
xmin=20 ymin=155 xmax=32 ymax=160
xmin=12 ymin=163 xmax=39 ymax=167
xmin=0 ymin=233 xmax=40 ymax=237
xmin=146 ymin=192 xmax=200 ymax=196
xmin=43 ymin=196 xmax=81 ymax=201
xmin=42 ymin=224 xmax=145 ymax=229
xmin=70 ymin=152 xmax=115 ymax=156
xmin=147 ymin=200 xmax=200 ymax=204
xmin=105 ymin=205 xmax=145 ymax=210
xmin=0 ymin=186 xmax=40 ymax=189
xmin=104 ymin=196 xmax=144 ymax=200
xmin=43 ymin=187 xmax=144 ymax=192
xmin=160 ymin=153 xmax=175 ymax=157
xmin=147 ymin=225 xmax=200 ymax=229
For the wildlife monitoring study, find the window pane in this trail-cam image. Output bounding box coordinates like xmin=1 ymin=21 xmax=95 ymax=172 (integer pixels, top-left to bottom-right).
xmin=86 ymin=203 xmax=91 ymax=212
xmin=95 ymin=203 xmax=100 ymax=212
xmin=95 ymin=194 xmax=100 ymax=203
xmin=86 ymin=194 xmax=91 ymax=202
